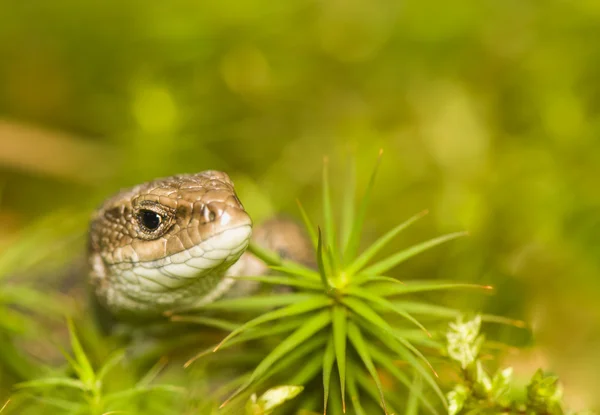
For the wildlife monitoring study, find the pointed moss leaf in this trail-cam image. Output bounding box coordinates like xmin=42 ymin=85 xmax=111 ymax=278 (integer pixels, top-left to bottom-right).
xmin=346 ymin=210 xmax=428 ymax=275
xmin=138 ymin=357 xmax=169 ymax=388
xmin=362 ymin=231 xmax=468 ymax=276
xmin=328 ymin=373 xmax=345 ymax=415
xmin=391 ymin=301 xmax=525 ymax=328
xmin=16 ymin=377 xmax=87 ymax=391
xmin=250 ymin=310 xmax=330 ymax=383
xmin=248 ymin=241 xmax=283 ymax=267
xmin=370 ymin=281 xmax=492 ymax=297
xmin=296 ymin=199 xmax=318 ymax=249
xmin=234 ymin=316 xmax=307 ymax=343
xmin=357 ymin=318 xmax=447 ymax=407
xmin=394 ymin=328 xmax=443 ymax=349
xmin=322 ymin=158 xmax=339 ymax=272
xmin=97 ymin=350 xmax=126 ymax=382
xmin=396 ymin=336 xmax=439 ymax=377
xmin=353 ymin=275 xmax=405 ymax=286
xmin=405 ymin=374 xmax=423 ymax=415
xmin=192 ymin=293 xmax=315 ymax=312
xmin=391 ymin=301 xmax=462 ymax=319
xmin=322 ymin=337 xmax=336 ymax=414
xmin=345 ymin=288 xmax=430 ymax=337
xmin=354 ymin=371 xmax=400 ymax=415
xmin=326 ymin=244 xmax=339 ymax=280
xmin=215 ymin=296 xmax=331 ymax=351
xmin=231 ymin=275 xmax=323 ymax=290
xmin=287 ymin=350 xmax=325 ymax=386
xmin=317 ymin=228 xmax=331 ymax=288
xmin=268 ymin=265 xmax=320 ymax=281
xmin=186 ymin=318 xmax=307 ymax=368
xmin=170 ymin=315 xmax=240 ymax=331
xmin=67 ymin=319 xmax=95 ymax=388
xmin=347 ymin=321 xmax=388 ymax=414
xmin=104 ymin=385 xmax=184 ymax=405
xmin=347 ymin=292 xmax=440 ymax=377
xmin=26 ymin=397 xmax=82 ymax=412
xmin=332 ymin=305 xmax=347 ymax=412
xmin=341 ymin=297 xmax=395 ymax=338
xmin=346 ymin=362 xmax=366 ymax=415
xmin=369 ymin=345 xmax=439 ymax=415
xmin=258 ymin=335 xmax=327 ymax=386
xmin=344 ymin=150 xmax=382 ymax=261
xmin=340 ymin=155 xmax=356 ymax=266
xmin=223 ymin=310 xmax=331 ymax=406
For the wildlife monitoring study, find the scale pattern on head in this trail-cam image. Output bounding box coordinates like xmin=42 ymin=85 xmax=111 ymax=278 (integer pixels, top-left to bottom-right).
xmin=88 ymin=170 xmax=252 ymax=317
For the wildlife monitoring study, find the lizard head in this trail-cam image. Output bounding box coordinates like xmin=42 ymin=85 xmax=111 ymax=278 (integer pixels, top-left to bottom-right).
xmin=88 ymin=170 xmax=252 ymax=317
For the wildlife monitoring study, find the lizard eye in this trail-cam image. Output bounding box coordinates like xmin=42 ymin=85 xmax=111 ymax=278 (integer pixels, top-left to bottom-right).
xmin=137 ymin=209 xmax=162 ymax=231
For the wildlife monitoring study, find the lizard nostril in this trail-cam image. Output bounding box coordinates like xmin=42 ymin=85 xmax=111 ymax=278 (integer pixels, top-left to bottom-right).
xmin=202 ymin=204 xmax=221 ymax=223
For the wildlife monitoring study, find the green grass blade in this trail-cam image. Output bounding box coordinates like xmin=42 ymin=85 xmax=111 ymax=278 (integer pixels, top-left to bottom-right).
xmin=343 ymin=149 xmax=382 ymax=261
xmin=230 ymin=275 xmax=323 ymax=290
xmin=322 ymin=336 xmax=335 ymax=414
xmin=346 ymin=288 xmax=431 ymax=337
xmin=221 ymin=310 xmax=332 ymax=408
xmin=347 ymin=321 xmax=388 ymax=414
xmin=340 ymin=154 xmax=356 ymax=266
xmin=346 ymin=210 xmax=428 ymax=275
xmin=361 ymin=231 xmax=468 ymax=276
xmin=214 ymin=296 xmax=331 ymax=351
xmin=296 ymin=199 xmax=318 ymax=249
xmin=169 ymin=315 xmax=240 ymax=331
xmin=67 ymin=319 xmax=95 ymax=388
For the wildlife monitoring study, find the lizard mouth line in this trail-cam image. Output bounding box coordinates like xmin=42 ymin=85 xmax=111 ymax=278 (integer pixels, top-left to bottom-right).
xmin=108 ymin=223 xmax=253 ymax=268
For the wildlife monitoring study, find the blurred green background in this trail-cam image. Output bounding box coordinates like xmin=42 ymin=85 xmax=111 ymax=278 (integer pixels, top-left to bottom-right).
xmin=1 ymin=0 xmax=599 ymax=410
